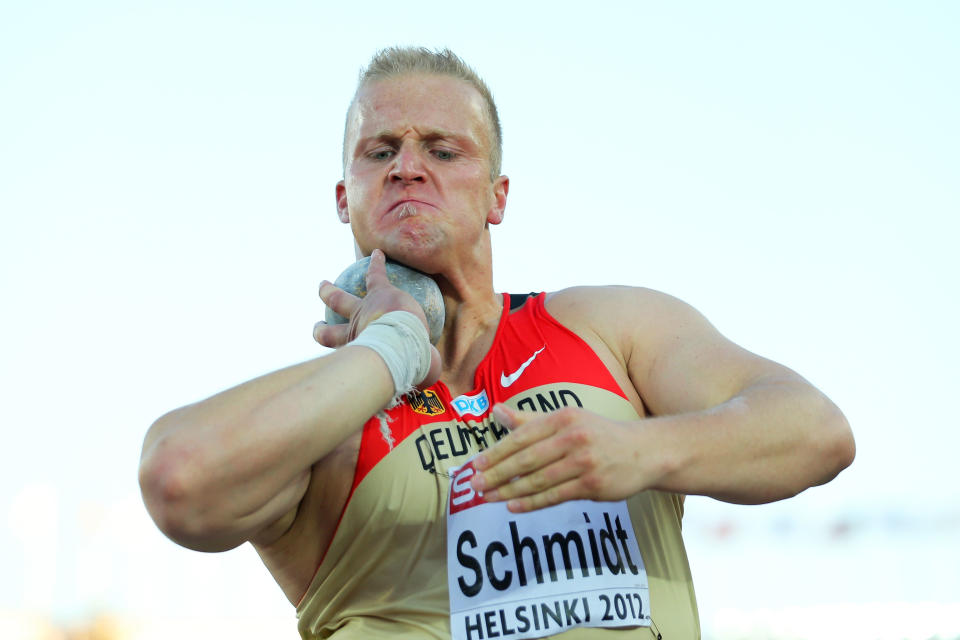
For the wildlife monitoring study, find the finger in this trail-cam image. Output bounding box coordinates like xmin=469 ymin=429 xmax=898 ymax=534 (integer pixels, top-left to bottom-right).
xmin=319 ymin=280 xmax=361 ymax=318
xmin=472 ymin=405 xmax=526 ymax=470
xmin=313 ymin=320 xmax=350 ymax=348
xmin=479 ymin=437 xmax=567 ymax=495
xmin=484 ymin=452 xmax=579 ymax=503
xmin=365 ymin=248 xmax=391 ymax=290
xmin=472 ymin=406 xmax=557 ymax=489
xmin=505 ymin=477 xmax=585 ymax=513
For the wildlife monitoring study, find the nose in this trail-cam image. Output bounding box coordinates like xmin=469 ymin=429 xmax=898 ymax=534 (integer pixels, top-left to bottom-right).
xmin=389 ymin=145 xmax=427 ymax=184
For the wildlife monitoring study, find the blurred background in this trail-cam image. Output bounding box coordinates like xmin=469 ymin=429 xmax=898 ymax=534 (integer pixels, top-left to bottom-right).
xmin=1 ymin=1 xmax=957 ymax=638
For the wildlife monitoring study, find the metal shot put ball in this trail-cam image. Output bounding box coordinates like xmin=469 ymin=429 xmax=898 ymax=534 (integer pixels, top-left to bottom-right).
xmin=324 ymin=256 xmax=445 ymax=344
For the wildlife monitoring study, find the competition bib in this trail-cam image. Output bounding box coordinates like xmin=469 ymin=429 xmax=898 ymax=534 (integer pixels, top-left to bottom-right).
xmin=447 ymin=459 xmax=651 ymax=640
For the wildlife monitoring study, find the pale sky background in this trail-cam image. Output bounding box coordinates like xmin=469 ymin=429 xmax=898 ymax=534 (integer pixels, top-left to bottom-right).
xmin=1 ymin=2 xmax=958 ymax=639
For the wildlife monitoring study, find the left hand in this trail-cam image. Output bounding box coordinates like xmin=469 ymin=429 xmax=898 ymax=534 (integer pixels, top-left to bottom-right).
xmin=314 ymin=249 xmax=442 ymax=388
xmin=470 ymin=404 xmax=654 ymax=512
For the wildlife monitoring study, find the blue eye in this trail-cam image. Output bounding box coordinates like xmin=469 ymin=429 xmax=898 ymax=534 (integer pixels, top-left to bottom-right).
xmin=433 ymin=149 xmax=456 ymax=161
xmin=370 ymin=149 xmax=394 ymax=160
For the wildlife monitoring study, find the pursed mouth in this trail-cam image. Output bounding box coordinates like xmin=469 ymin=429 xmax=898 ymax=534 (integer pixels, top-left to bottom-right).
xmin=395 ymin=201 xmax=418 ymax=218
xmin=389 ymin=199 xmax=433 ymax=218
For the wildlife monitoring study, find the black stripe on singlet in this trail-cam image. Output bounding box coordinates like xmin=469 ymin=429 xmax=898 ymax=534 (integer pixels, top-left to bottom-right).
xmin=509 ymin=292 xmax=540 ymax=311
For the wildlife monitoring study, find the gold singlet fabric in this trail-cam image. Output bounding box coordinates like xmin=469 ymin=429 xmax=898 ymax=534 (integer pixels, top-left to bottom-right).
xmin=296 ymin=293 xmax=700 ymax=639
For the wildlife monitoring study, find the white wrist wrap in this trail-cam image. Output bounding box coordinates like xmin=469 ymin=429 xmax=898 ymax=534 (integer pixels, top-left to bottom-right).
xmin=350 ymin=310 xmax=432 ymax=396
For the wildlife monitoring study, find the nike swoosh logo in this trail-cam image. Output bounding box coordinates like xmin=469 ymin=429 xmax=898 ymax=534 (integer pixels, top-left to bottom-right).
xmin=501 ymin=346 xmax=546 ymax=388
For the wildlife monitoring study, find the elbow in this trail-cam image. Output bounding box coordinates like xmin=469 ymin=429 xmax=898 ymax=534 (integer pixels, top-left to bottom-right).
xmin=139 ymin=463 xmax=181 ymax=539
xmin=834 ymin=414 xmax=856 ymax=472
xmin=139 ymin=443 xmax=204 ymax=549
xmin=811 ymin=401 xmax=856 ymax=486
xmin=139 ymin=424 xmax=239 ymax=552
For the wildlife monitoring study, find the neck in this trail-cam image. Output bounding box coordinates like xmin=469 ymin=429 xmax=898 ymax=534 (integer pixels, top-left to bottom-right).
xmin=431 ymin=239 xmax=502 ymax=395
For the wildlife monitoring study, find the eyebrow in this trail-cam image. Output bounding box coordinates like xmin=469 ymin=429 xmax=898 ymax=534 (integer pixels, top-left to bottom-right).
xmin=357 ymin=128 xmax=474 ymax=150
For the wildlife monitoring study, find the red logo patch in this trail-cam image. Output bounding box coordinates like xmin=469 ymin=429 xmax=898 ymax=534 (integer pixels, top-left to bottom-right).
xmin=449 ymin=461 xmax=488 ymax=514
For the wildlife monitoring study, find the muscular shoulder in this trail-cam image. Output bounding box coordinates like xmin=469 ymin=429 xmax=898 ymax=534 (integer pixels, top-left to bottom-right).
xmin=544 ymin=286 xmax=725 ymax=415
xmin=546 ymin=285 xmax=794 ymax=418
xmin=539 ymin=286 xmax=699 ymax=412
xmin=544 ymin=285 xmax=708 ymax=350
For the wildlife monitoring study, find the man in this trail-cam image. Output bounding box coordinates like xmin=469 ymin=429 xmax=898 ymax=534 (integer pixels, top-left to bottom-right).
xmin=139 ymin=47 xmax=854 ymax=639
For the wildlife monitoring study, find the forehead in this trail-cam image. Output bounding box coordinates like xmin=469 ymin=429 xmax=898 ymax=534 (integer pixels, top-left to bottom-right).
xmin=347 ymin=73 xmax=490 ymax=146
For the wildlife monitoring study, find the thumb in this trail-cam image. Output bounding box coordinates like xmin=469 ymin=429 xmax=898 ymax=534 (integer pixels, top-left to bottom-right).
xmin=365 ymin=249 xmax=390 ymax=290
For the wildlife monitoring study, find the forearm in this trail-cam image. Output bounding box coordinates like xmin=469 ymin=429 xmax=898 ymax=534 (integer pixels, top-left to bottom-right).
xmin=644 ymin=376 xmax=855 ymax=504
xmin=139 ymin=345 xmax=393 ymax=548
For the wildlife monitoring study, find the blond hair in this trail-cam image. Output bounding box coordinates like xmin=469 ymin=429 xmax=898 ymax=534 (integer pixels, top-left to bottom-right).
xmin=343 ymin=47 xmax=503 ymax=180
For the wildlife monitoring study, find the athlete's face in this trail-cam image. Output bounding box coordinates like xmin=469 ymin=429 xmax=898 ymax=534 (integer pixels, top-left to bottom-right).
xmin=337 ymin=73 xmax=508 ymax=272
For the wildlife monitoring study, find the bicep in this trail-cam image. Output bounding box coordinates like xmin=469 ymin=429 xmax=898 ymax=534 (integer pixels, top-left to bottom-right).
xmin=622 ymin=291 xmax=796 ymax=416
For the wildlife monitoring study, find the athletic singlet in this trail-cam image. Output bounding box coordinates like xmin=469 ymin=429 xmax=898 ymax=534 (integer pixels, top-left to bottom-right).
xmin=296 ymin=293 xmax=700 ymax=639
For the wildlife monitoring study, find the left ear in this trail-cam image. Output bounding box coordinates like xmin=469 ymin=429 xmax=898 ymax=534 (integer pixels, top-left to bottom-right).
xmin=486 ymin=175 xmax=509 ymax=225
